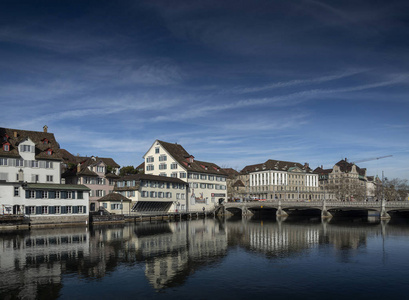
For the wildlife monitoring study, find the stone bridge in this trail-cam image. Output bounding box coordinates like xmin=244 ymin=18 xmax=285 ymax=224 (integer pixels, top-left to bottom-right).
xmin=223 ymin=200 xmax=409 ymax=219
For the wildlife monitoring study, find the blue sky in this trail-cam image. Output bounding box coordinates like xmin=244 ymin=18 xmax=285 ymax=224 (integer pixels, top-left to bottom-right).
xmin=1 ymin=0 xmax=408 ymax=179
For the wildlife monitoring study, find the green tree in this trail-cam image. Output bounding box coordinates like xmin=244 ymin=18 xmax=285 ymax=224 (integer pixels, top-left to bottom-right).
xmin=119 ymin=166 xmax=139 ymax=177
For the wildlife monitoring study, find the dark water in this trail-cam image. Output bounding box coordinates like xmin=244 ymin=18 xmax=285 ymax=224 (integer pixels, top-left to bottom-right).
xmin=1 ymin=216 xmax=409 ymax=300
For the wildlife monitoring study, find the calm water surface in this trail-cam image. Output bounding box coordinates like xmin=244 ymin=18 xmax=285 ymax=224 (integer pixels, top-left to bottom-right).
xmin=1 ymin=216 xmax=409 ymax=299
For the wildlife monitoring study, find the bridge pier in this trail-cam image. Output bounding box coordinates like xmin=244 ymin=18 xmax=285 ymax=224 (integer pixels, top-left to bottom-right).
xmin=380 ymin=200 xmax=391 ymax=220
xmin=276 ymin=201 xmax=288 ymax=217
xmin=321 ymin=200 xmax=333 ymax=219
xmin=242 ymin=207 xmax=254 ymax=216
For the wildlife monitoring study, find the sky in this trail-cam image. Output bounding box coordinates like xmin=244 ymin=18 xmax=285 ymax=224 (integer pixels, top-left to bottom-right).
xmin=1 ymin=0 xmax=408 ymax=180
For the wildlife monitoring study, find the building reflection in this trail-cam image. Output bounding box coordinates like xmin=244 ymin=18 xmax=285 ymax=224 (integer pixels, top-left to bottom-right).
xmin=2 ymin=217 xmax=409 ymax=297
xmin=0 ymin=227 xmax=89 ymax=299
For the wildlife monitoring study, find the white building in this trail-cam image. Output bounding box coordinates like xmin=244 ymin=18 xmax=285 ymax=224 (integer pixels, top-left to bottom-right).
xmin=0 ymin=126 xmax=89 ymax=225
xmin=114 ymin=173 xmax=188 ymax=213
xmin=143 ymin=140 xmax=227 ymax=212
xmin=242 ymin=159 xmax=320 ymax=201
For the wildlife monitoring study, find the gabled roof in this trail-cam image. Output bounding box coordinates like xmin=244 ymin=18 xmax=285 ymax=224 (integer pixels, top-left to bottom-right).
xmin=156 ymin=140 xmax=227 ymax=176
xmin=0 ymin=127 xmax=63 ymax=161
xmin=335 ymin=159 xmax=366 ymax=176
xmin=97 ymin=193 xmax=131 ymax=202
xmin=313 ymin=167 xmax=332 ymax=174
xmin=232 ymin=180 xmax=245 ymax=187
xmin=241 ymin=159 xmax=312 ymax=174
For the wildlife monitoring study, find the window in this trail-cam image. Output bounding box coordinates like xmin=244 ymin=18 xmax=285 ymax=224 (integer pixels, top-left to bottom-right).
xmin=166 ymin=192 xmax=172 ymax=198
xmin=147 ymin=156 xmax=154 ymax=163
xmin=3 ymin=144 xmax=9 ymax=151
xmin=55 ymin=206 xmax=61 ymax=214
xmin=97 ymin=166 xmax=105 ymax=173
xmin=77 ymin=191 xmax=83 ymax=199
xmin=201 ymin=175 xmax=207 ymax=180
xmin=42 ymin=206 xmax=48 ymax=214
xmin=20 ymin=145 xmax=31 ymax=152
xmin=155 ymin=147 xmax=160 ymax=154
xmin=181 ymin=194 xmax=185 ymax=200
xmin=207 ymin=184 xmax=214 ymax=189
xmin=46 ymin=175 xmax=53 ymax=182
xmin=0 ymin=158 xmax=8 ymax=166
xmin=158 ymin=192 xmax=164 ymax=198
xmin=159 ymin=155 xmax=167 ymax=161
xmin=200 ymin=183 xmax=206 ymax=189
xmin=46 ymin=149 xmax=52 ymax=155
xmin=176 ymin=193 xmax=180 ymax=200
xmin=67 ymin=206 xmax=72 ymax=214
xmin=159 ymin=163 xmax=167 ymax=170
xmin=41 ymin=191 xmax=48 ymax=198
xmin=171 ymin=163 xmax=178 ymax=169
xmin=147 ymin=164 xmax=154 ymax=171
xmin=97 ymin=178 xmax=105 ymax=185
xmin=14 ymin=187 xmax=19 ymax=196
xmin=142 ymin=191 xmax=148 ymax=197
xmin=193 ymin=174 xmax=199 ymax=179
xmin=31 ymin=161 xmax=39 ymax=168
xmin=160 ymin=173 xmax=167 ymax=177
xmin=96 ymin=190 xmax=104 ymax=197
xmin=16 ymin=159 xmax=24 ymax=167
xmin=78 ymin=206 xmax=83 ymax=213
xmin=171 ymin=172 xmax=177 ymax=178
xmin=31 ymin=174 xmax=39 ymax=182
xmin=180 ymin=172 xmax=186 ymax=178
xmin=150 ymin=191 xmax=157 ymax=198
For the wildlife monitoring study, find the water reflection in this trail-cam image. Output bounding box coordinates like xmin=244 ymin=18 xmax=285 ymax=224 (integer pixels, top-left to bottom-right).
xmin=1 ymin=216 xmax=409 ymax=299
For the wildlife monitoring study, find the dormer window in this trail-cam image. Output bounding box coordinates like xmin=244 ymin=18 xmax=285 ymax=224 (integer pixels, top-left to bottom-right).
xmin=42 ymin=138 xmax=49 ymax=144
xmin=3 ymin=143 xmax=10 ymax=151
xmin=46 ymin=148 xmax=53 ymax=155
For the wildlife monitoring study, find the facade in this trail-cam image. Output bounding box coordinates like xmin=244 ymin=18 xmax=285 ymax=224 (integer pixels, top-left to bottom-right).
xmin=62 ymin=152 xmax=120 ymax=212
xmin=143 ymin=140 xmax=227 ymax=211
xmin=114 ymin=174 xmax=188 ymax=213
xmin=241 ymin=159 xmax=320 ymax=201
xmin=97 ymin=192 xmax=132 ymax=214
xmin=0 ymin=126 xmax=89 ymax=224
xmin=314 ymin=158 xmax=367 ymax=201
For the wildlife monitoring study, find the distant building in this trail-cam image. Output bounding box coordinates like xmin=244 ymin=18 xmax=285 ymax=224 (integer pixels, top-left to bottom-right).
xmin=222 ymin=168 xmax=246 ymax=201
xmin=241 ymin=159 xmax=319 ymax=201
xmin=62 ymin=153 xmax=120 ymax=212
xmin=114 ymin=174 xmax=188 ymax=213
xmin=0 ymin=126 xmax=89 ymax=225
xmin=143 ymin=140 xmax=227 ymax=211
xmin=314 ymin=158 xmax=367 ymax=201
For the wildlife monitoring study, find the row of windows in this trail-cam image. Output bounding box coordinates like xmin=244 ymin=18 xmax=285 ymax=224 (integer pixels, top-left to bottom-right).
xmin=26 ymin=190 xmax=84 ymax=199
xmin=188 ymin=183 xmax=226 ymax=190
xmin=141 ymin=181 xmax=186 ymax=189
xmin=25 ymin=205 xmax=86 ymax=215
xmin=141 ymin=191 xmax=185 ymax=199
xmin=83 ymin=177 xmax=109 ymax=185
xmin=188 ymin=173 xmax=226 ymax=181
xmin=0 ymin=158 xmax=54 ymax=169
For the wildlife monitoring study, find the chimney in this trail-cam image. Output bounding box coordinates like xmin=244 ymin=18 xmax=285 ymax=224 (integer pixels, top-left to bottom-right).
xmin=14 ymin=131 xmax=17 ymax=138
xmin=77 ymin=163 xmax=81 ymax=173
xmin=304 ymin=162 xmax=309 ymax=168
xmin=43 ymin=125 xmax=48 ymax=133
xmin=321 ymin=165 xmax=323 ymax=169
xmin=345 ymin=157 xmax=347 ymax=162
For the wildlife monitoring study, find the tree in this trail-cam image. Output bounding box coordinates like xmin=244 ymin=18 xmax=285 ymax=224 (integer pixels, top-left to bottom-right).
xmin=119 ymin=166 xmax=139 ymax=177
xmin=383 ymin=178 xmax=409 ymax=201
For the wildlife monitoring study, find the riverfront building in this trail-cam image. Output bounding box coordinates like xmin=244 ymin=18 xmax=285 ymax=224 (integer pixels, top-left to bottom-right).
xmin=61 ymin=151 xmax=120 ymax=212
xmin=113 ymin=173 xmax=188 ymax=213
xmin=241 ymin=159 xmax=320 ymax=201
xmin=314 ymin=158 xmax=367 ymax=201
xmin=0 ymin=126 xmax=89 ymax=225
xmin=143 ymin=140 xmax=227 ymax=211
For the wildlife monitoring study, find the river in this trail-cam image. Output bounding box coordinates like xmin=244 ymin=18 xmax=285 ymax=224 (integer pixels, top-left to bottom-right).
xmin=1 ymin=216 xmax=409 ymax=299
